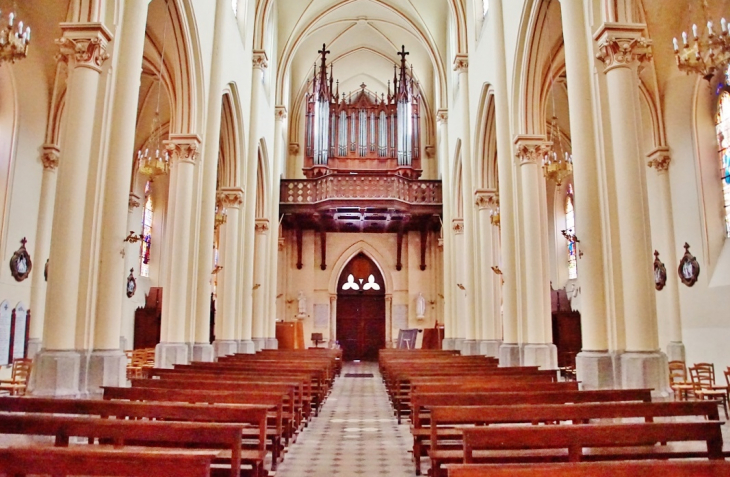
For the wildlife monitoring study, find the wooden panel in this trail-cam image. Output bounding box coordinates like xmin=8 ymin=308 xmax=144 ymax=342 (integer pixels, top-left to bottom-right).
xmin=552 ymin=311 xmax=582 ymax=369
xmin=337 ymin=295 xmax=385 ymax=361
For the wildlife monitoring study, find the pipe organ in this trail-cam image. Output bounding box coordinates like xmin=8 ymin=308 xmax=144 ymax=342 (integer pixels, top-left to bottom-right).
xmin=304 ymin=45 xmax=422 ymax=179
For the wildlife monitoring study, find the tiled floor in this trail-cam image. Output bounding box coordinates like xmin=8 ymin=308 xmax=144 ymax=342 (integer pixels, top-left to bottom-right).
xmin=276 ymin=361 xmax=414 ymax=476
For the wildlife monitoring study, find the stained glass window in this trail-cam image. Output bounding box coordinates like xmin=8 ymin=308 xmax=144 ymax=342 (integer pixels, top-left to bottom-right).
xmin=715 ymin=88 xmax=730 ymax=237
xmin=231 ymin=0 xmax=238 ymax=16
xmin=482 ymin=0 xmax=489 ymax=16
xmin=566 ymin=184 xmax=577 ymax=279
xmin=140 ymin=181 xmax=153 ymax=278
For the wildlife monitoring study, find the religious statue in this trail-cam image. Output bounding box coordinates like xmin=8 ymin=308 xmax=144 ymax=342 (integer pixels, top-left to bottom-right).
xmin=416 ymin=292 xmax=426 ymax=319
xmin=297 ymin=291 xmax=307 ymax=318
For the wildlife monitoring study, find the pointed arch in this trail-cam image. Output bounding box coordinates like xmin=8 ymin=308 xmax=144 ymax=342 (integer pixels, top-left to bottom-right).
xmin=474 ymin=84 xmax=498 ymax=190
xmin=328 ymin=240 xmax=394 ymax=295
xmin=452 ymin=139 xmax=464 ymax=218
xmin=255 ymin=138 xmax=270 ymax=219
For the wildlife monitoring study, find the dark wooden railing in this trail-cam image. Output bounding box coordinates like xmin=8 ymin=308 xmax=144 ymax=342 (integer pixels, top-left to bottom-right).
xmin=280 ymin=175 xmax=442 ymax=205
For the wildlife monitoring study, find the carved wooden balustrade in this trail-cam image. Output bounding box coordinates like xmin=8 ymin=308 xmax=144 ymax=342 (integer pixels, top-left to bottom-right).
xmin=280 ymin=175 xmax=442 ymax=205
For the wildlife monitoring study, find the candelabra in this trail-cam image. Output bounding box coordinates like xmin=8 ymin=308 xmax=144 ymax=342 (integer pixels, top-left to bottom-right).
xmin=543 ymin=117 xmax=573 ymax=186
xmin=0 ymin=10 xmax=30 ymax=64
xmin=673 ymin=3 xmax=730 ymax=81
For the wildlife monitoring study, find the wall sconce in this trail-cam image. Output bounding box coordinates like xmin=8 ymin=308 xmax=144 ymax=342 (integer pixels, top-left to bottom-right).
xmin=124 ymin=231 xmax=144 ymax=244
xmin=491 ymin=266 xmax=502 ymax=275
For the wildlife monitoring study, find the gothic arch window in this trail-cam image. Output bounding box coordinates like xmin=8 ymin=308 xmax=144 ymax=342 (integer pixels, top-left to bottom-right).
xmin=715 ymin=84 xmax=730 ymax=238
xmin=565 ymin=184 xmax=577 ymax=279
xmin=140 ymin=181 xmax=154 ymax=278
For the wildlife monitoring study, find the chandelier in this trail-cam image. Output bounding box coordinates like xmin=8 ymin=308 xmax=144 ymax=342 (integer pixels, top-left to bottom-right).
xmin=0 ymin=9 xmax=30 ymax=64
xmin=542 ymin=116 xmax=573 ymax=186
xmin=673 ymin=2 xmax=730 ymax=81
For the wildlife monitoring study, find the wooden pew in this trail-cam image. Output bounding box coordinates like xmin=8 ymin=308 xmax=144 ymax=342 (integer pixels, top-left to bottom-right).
xmin=0 ymin=447 xmax=216 ymax=477
xmin=427 ymin=401 xmax=720 ymax=476
xmin=0 ymin=413 xmax=246 ymax=477
xmin=446 ymin=461 xmax=730 ymax=477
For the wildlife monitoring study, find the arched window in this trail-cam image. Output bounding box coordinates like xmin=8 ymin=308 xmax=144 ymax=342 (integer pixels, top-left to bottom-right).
xmin=565 ymin=184 xmax=577 ymax=279
xmin=140 ymin=181 xmax=153 ymax=278
xmin=715 ymin=84 xmax=730 ymax=238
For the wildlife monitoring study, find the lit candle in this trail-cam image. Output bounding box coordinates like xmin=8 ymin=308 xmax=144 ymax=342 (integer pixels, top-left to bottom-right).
xmin=17 ymin=21 xmax=22 ymax=35
xmin=673 ymin=37 xmax=679 ymax=52
xmin=682 ymin=31 xmax=689 ymax=46
xmin=708 ymin=21 xmax=714 ymax=36
xmin=8 ymin=12 xmax=13 ymax=27
xmin=693 ymin=23 xmax=699 ymax=39
xmin=723 ymin=18 xmax=728 ymax=33
xmin=25 ymin=27 xmax=29 ymax=43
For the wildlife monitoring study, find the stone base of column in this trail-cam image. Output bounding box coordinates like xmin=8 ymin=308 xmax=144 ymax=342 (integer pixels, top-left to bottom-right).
xmin=499 ymin=343 xmax=521 ymax=367
xmin=522 ymin=343 xmax=558 ymax=369
xmin=154 ymin=342 xmax=189 ymax=369
xmin=87 ymin=349 xmax=127 ymax=396
xmin=213 ymin=340 xmax=238 ymax=359
xmin=576 ymin=351 xmax=615 ymax=389
xmin=621 ymin=351 xmax=671 ymax=398
xmin=265 ymin=338 xmax=278 ymax=350
xmin=478 ymin=340 xmax=502 ymax=358
xmin=192 ymin=343 xmax=214 ymax=362
xmin=442 ymin=338 xmax=455 ymax=350
xmin=666 ymin=341 xmax=686 ymax=363
xmin=26 ymin=338 xmax=42 ymax=360
xmin=453 ymin=338 xmax=465 ymax=353
xmin=460 ymin=340 xmax=478 ymax=356
xmin=28 ymin=349 xmax=81 ymax=397
xmin=253 ymin=338 xmax=266 ymax=352
xmin=238 ymin=340 xmax=256 ymax=354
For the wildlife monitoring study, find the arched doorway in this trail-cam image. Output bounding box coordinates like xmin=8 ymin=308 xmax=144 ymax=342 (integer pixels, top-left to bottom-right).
xmin=336 ymin=253 xmax=386 ymax=361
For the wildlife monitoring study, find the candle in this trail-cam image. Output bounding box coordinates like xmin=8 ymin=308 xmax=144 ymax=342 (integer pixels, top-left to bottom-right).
xmin=673 ymin=37 xmax=679 ymax=52
xmin=708 ymin=21 xmax=714 ymax=36
xmin=682 ymin=31 xmax=689 ymax=46
xmin=723 ymin=18 xmax=728 ymax=33
xmin=693 ymin=23 xmax=699 ymax=39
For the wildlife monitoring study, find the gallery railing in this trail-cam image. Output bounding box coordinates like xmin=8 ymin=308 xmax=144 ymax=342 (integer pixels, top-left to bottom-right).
xmin=280 ymin=175 xmax=442 ymax=205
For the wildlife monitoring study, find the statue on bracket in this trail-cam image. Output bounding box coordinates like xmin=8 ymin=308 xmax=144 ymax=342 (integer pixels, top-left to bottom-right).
xmin=9 ymin=238 xmax=32 ymax=282
xmin=416 ymin=292 xmax=426 ymax=319
xmin=297 ymin=291 xmax=307 ymax=319
xmin=126 ymin=268 xmax=137 ymax=298
xmin=677 ymin=242 xmax=700 ymax=287
xmin=653 ymin=250 xmax=667 ymax=291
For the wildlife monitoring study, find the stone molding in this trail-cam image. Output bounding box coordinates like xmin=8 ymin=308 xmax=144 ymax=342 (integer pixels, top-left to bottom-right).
xmin=41 ymin=144 xmax=60 ymax=170
xmin=275 ymin=106 xmax=288 ymax=121
xmin=164 ymin=134 xmax=202 ymax=165
xmin=475 ymin=189 xmax=499 ymax=210
xmin=647 ymin=147 xmax=671 ymax=172
xmin=255 ymin=218 xmax=270 ymax=234
xmin=436 ymin=109 xmax=448 ymax=124
xmin=56 ymin=23 xmax=113 ymax=73
xmin=217 ymin=187 xmax=244 ymax=208
xmin=252 ymin=50 xmax=269 ymax=70
xmin=452 ymin=218 xmax=464 ymax=234
xmin=594 ymin=23 xmax=652 ymax=72
xmin=453 ymin=54 xmax=469 ymax=73
xmin=514 ymin=135 xmax=550 ymax=166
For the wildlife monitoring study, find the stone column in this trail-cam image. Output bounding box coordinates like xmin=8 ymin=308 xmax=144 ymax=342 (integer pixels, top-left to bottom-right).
xmin=213 ymin=188 xmax=243 ymax=358
xmin=452 ymin=219 xmax=466 ymax=352
xmin=647 ymin=149 xmax=684 ymax=362
xmin=514 ymin=137 xmax=557 ymax=369
xmin=31 ymin=23 xmax=112 ymax=397
xmin=559 ymin=0 xmax=613 ymax=388
xmin=329 ymin=295 xmax=337 ymax=346
xmin=252 ymin=219 xmax=269 ymax=351
xmin=193 ymin=0 xmax=229 ymax=363
xmin=90 ymin=0 xmax=151 ymax=392
xmin=595 ymin=24 xmax=668 ymax=393
xmin=475 ymin=190 xmax=501 ymax=357
xmin=454 ymin=55 xmax=478 ymax=357
xmin=491 ymin=0 xmax=520 ymax=367
xmin=238 ymin=51 xmax=267 ymax=355
xmin=155 ymin=135 xmax=202 ymax=368
xmin=27 ymin=146 xmax=60 ymax=359
xmin=436 ymin=109 xmax=455 ymax=351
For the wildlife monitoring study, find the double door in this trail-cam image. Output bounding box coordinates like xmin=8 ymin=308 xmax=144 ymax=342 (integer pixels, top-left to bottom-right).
xmin=336 ymin=295 xmax=385 ymax=361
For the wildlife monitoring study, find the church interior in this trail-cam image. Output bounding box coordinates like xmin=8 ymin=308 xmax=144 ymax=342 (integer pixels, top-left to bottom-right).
xmin=0 ymin=0 xmax=729 ymax=474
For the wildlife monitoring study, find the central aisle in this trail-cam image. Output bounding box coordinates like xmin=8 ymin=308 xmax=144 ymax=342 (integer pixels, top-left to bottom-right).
xmin=276 ymin=361 xmax=414 ymax=476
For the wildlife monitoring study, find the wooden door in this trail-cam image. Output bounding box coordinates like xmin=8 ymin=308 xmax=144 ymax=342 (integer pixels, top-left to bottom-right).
xmin=336 ymin=253 xmax=386 ymax=361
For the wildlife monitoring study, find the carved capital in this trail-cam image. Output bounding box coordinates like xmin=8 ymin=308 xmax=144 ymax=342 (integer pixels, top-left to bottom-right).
xmin=647 ymin=147 xmax=671 ymax=172
xmin=452 ymin=219 xmax=464 ymax=234
xmin=164 ymin=134 xmax=202 ymax=165
xmin=255 ymin=218 xmax=270 ymax=234
xmin=475 ymin=189 xmax=499 ymax=210
xmin=56 ymin=23 xmax=112 ymax=73
xmin=252 ymin=50 xmax=269 ymax=70
xmin=514 ymin=135 xmax=550 ymax=166
xmin=275 ymin=106 xmax=288 ymax=121
xmin=453 ymin=54 xmax=469 ymax=73
xmin=41 ymin=144 xmax=60 ymax=170
xmin=289 ymin=143 xmax=300 ymax=155
xmin=436 ymin=109 xmax=448 ymax=124
xmin=217 ymin=187 xmax=244 ymax=208
xmin=594 ymin=23 xmax=652 ymax=72
xmin=425 ymin=145 xmax=436 ymax=158
xmin=128 ymin=193 xmax=141 ymax=211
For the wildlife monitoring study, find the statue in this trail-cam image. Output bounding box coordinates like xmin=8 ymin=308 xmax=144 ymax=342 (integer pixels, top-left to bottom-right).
xmin=297 ymin=291 xmax=307 ymax=318
xmin=416 ymin=292 xmax=426 ymax=319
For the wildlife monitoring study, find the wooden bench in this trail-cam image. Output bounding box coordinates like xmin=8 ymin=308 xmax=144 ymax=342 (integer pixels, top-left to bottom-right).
xmin=445 ymin=461 xmax=730 ymax=477
xmin=0 ymin=447 xmax=216 ymax=477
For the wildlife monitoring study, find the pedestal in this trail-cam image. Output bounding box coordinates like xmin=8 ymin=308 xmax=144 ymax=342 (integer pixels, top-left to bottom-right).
xmin=461 ymin=340 xmax=478 ymax=356
xmin=575 ymin=351 xmax=614 ymax=389
xmin=26 ymin=338 xmax=42 ymax=360
xmin=213 ymin=340 xmax=238 ymax=359
xmin=154 ymin=343 xmax=189 ymax=369
xmin=478 ymin=340 xmax=501 ymax=358
xmin=238 ymin=340 xmax=255 ymax=354
xmin=498 ymin=343 xmax=521 ymax=367
xmin=192 ymin=343 xmax=215 ymax=362
xmin=87 ymin=349 xmax=127 ymax=396
xmin=442 ymin=338 xmax=456 ymax=351
xmin=28 ymin=349 xmax=81 ymax=397
xmin=522 ymin=343 xmax=558 ymax=370
xmin=253 ymin=338 xmax=266 ymax=352
xmin=666 ymin=341 xmax=686 ymax=363
xmin=620 ymin=351 xmax=671 ymax=398
xmin=265 ymin=338 xmax=278 ymax=350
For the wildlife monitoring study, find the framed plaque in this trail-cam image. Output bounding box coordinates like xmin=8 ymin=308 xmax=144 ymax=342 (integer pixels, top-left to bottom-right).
xmin=677 ymin=242 xmax=700 ymax=287
xmin=653 ymin=250 xmax=667 ymax=291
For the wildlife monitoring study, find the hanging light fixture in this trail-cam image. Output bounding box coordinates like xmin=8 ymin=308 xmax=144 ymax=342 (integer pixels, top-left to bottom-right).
xmin=673 ymin=0 xmax=730 ymax=81
xmin=543 ymin=116 xmax=573 ymax=186
xmin=0 ymin=4 xmax=30 ymax=65
xmin=137 ymin=4 xmax=169 ymax=179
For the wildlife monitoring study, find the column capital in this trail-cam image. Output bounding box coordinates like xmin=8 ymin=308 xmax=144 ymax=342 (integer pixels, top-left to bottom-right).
xmin=275 ymin=106 xmax=288 ymax=121
xmin=514 ymin=135 xmax=550 ymax=166
xmin=164 ymin=134 xmax=202 ymax=165
xmin=453 ymin=54 xmax=469 ymax=73
xmin=452 ymin=218 xmax=464 ymax=234
xmin=56 ymin=23 xmax=113 ymax=73
xmin=252 ymin=50 xmax=269 ymax=70
xmin=255 ymin=218 xmax=270 ymax=234
xmin=217 ymin=187 xmax=244 ymax=208
xmin=436 ymin=109 xmax=449 ymax=124
xmin=647 ymin=147 xmax=671 ymax=172
xmin=41 ymin=144 xmax=60 ymax=170
xmin=594 ymin=23 xmax=652 ymax=72
xmin=475 ymin=189 xmax=499 ymax=210
xmin=128 ymin=192 xmax=141 ymax=211
xmin=330 ymin=294 xmax=337 ymax=305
